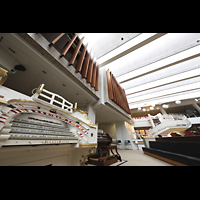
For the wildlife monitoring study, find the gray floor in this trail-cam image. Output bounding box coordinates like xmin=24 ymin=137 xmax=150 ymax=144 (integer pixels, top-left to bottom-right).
xmin=110 ymin=149 xmax=172 ymax=166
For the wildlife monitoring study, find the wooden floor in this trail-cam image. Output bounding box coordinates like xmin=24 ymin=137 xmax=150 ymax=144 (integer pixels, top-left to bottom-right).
xmin=109 ymin=150 xmax=172 ymax=166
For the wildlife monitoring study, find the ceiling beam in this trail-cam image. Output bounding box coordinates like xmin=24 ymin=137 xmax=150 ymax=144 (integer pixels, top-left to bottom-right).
xmin=129 ymin=88 xmax=200 ymax=109
xmin=99 ymin=33 xmax=167 ymax=68
xmin=125 ymin=64 xmax=200 ymax=96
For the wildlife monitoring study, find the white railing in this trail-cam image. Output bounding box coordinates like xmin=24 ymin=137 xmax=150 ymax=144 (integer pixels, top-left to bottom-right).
xmin=148 ymin=113 xmax=191 ymax=137
xmin=32 ymin=84 xmax=73 ymax=113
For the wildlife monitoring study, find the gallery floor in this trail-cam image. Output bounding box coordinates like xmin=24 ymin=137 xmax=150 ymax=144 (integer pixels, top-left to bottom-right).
xmin=111 ymin=150 xmax=172 ymax=166
xmin=86 ymin=149 xmax=172 ymax=166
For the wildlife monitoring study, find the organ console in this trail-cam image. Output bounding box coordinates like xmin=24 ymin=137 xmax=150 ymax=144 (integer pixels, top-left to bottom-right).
xmin=0 ymin=83 xmax=98 ymax=149
xmin=87 ymin=130 xmax=121 ymax=166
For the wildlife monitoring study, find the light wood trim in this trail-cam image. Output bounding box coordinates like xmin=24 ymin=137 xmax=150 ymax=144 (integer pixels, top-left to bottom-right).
xmin=144 ymin=151 xmax=187 ymax=166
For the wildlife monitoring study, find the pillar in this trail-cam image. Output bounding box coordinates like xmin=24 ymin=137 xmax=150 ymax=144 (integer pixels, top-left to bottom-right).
xmin=115 ymin=121 xmax=137 ymax=150
xmin=158 ymin=105 xmax=167 ymax=115
xmin=86 ymin=102 xmax=96 ymax=124
xmin=192 ymin=102 xmax=200 ymax=114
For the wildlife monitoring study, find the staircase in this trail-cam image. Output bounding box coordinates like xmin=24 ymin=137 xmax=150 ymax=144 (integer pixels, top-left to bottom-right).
xmin=142 ymin=136 xmax=200 ymax=166
xmin=148 ymin=114 xmax=191 ymax=137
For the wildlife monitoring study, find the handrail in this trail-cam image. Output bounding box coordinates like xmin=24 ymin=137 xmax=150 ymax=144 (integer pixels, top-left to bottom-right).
xmin=32 ymin=84 xmax=73 ymax=113
xmin=0 ymin=67 xmax=8 ymax=85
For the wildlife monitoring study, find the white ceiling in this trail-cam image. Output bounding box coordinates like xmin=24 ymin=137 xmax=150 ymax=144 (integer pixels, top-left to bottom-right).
xmin=78 ymin=33 xmax=141 ymax=59
xmin=80 ymin=33 xmax=200 ymax=112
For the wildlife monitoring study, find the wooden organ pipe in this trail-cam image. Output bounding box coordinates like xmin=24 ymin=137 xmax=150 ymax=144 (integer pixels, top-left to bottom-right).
xmin=91 ymin=62 xmax=97 ymax=88
xmin=76 ymin=44 xmax=88 ymax=73
xmin=60 ymin=33 xmax=79 ymax=58
xmin=95 ymin=65 xmax=99 ymax=91
xmin=49 ymin=33 xmax=67 ymax=47
xmin=41 ymin=33 xmax=99 ymax=91
xmin=69 ymin=37 xmax=85 ymax=66
xmin=81 ymin=51 xmax=91 ymax=78
xmin=106 ymin=69 xmax=113 ymax=100
xmin=86 ymin=60 xmax=94 ymax=83
xmin=106 ymin=69 xmax=130 ymax=114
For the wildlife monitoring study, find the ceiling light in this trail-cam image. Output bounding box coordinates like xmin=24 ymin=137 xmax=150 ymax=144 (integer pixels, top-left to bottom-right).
xmin=150 ymin=107 xmax=154 ymax=110
xmin=138 ymin=107 xmax=142 ymax=110
xmin=175 ymin=100 xmax=181 ymax=104
xmin=142 ymin=108 xmax=146 ymax=112
xmin=162 ymin=104 xmax=169 ymax=108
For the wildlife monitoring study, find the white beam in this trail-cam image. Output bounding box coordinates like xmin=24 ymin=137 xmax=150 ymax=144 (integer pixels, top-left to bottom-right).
xmin=126 ymin=66 xmax=200 ymax=95
xmin=129 ymin=89 xmax=200 ymax=109
xmin=99 ymin=33 xmax=159 ymax=67
xmin=117 ymin=44 xmax=200 ymax=83
xmin=128 ymin=82 xmax=200 ymax=104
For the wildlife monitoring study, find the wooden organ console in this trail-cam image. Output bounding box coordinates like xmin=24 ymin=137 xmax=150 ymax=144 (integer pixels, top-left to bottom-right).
xmin=87 ymin=130 xmax=121 ymax=166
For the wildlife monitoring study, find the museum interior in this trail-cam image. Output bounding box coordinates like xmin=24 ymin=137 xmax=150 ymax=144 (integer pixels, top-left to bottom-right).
xmin=0 ymin=33 xmax=200 ymax=166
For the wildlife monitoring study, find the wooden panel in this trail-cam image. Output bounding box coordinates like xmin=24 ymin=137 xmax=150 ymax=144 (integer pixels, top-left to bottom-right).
xmin=68 ymin=37 xmax=85 ymax=66
xmin=76 ymin=44 xmax=88 ymax=73
xmin=60 ymin=33 xmax=79 ymax=58
xmin=87 ymin=60 xmax=94 ymax=83
xmin=49 ymin=33 xmax=67 ymax=47
xmin=106 ymin=69 xmax=113 ymax=100
xmin=91 ymin=62 xmax=97 ymax=88
xmin=41 ymin=33 xmax=99 ymax=92
xmin=106 ymin=69 xmax=131 ymax=114
xmin=95 ymin=65 xmax=99 ymax=91
xmin=81 ymin=52 xmax=91 ymax=78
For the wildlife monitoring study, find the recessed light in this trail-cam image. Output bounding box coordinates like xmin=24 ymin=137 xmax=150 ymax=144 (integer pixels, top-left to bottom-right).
xmin=42 ymin=70 xmax=47 ymax=74
xmin=8 ymin=47 xmax=15 ymax=54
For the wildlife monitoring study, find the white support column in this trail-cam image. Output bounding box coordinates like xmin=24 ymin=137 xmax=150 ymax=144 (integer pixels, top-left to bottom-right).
xmin=86 ymin=103 xmax=96 ymax=124
xmin=192 ymin=102 xmax=200 ymax=114
xmin=115 ymin=121 xmax=137 ymax=150
xmin=158 ymin=105 xmax=167 ymax=115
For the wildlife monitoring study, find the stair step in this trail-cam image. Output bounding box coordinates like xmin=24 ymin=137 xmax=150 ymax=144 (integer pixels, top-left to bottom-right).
xmin=149 ymin=141 xmax=200 ymax=158
xmin=143 ymin=147 xmax=200 ymax=166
